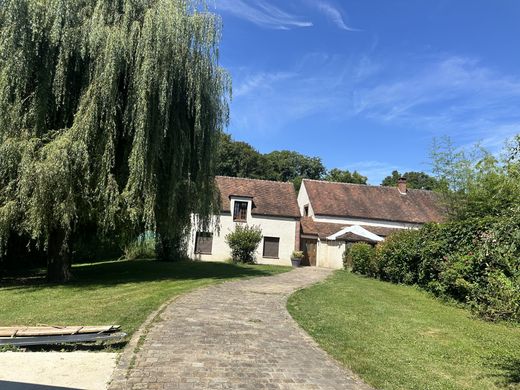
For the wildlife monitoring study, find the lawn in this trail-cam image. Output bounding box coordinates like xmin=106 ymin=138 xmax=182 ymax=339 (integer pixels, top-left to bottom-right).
xmin=287 ymin=271 xmax=520 ymax=390
xmin=0 ymin=259 xmax=290 ymax=339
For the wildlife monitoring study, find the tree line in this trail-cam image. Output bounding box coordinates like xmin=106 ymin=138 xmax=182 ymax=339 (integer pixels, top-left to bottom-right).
xmin=217 ymin=133 xmax=438 ymax=189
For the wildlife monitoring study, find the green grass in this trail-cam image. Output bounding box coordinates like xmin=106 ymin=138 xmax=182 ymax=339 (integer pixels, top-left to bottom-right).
xmin=288 ymin=271 xmax=520 ymax=390
xmin=0 ymin=259 xmax=290 ymax=338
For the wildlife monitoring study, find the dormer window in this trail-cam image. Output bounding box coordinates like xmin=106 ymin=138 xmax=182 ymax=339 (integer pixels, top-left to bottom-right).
xmin=303 ymin=205 xmax=309 ymax=217
xmin=233 ymin=201 xmax=248 ymax=221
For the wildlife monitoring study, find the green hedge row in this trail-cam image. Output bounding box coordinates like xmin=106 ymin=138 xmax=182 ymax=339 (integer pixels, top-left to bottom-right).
xmin=346 ymin=207 xmax=520 ymax=322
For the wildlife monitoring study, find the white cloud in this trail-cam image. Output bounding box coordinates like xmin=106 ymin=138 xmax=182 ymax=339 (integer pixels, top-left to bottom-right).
xmin=233 ymin=72 xmax=296 ymax=97
xmin=229 ymin=53 xmax=520 ymax=159
xmin=314 ymin=1 xmax=360 ymax=31
xmin=352 ymin=56 xmax=520 ymax=150
xmin=215 ymin=0 xmax=312 ymax=30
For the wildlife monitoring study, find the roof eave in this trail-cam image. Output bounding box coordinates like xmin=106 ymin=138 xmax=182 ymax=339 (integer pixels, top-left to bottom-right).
xmin=313 ymin=213 xmax=428 ymax=225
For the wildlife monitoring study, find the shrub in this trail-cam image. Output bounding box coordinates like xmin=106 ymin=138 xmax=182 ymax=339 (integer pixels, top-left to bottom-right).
xmin=291 ymin=250 xmax=304 ymax=260
xmin=375 ymin=229 xmax=421 ymax=284
xmin=225 ymin=224 xmax=262 ymax=264
xmin=371 ymin=206 xmax=520 ymax=322
xmin=470 ymin=271 xmax=520 ymax=322
xmin=349 ymin=243 xmax=377 ymax=277
xmin=124 ymin=234 xmax=156 ymax=260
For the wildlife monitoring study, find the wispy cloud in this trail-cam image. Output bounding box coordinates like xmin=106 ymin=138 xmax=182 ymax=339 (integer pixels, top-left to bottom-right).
xmin=353 ymin=56 xmax=520 ymax=149
xmin=313 ymin=1 xmax=360 ymax=31
xmin=229 ymin=52 xmax=520 ymax=162
xmin=216 ymin=0 xmax=312 ymax=30
xmin=234 ymin=72 xmax=296 ymax=97
xmin=229 ymin=54 xmax=352 ymax=135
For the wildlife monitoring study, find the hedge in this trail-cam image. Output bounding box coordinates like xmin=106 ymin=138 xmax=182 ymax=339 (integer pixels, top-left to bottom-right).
xmin=348 ymin=206 xmax=520 ymax=322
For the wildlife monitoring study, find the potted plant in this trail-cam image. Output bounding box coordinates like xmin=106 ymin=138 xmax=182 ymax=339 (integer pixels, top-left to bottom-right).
xmin=291 ymin=250 xmax=304 ymax=267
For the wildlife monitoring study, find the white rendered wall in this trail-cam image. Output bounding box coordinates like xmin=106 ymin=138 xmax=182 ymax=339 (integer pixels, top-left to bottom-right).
xmin=297 ymin=182 xmax=314 ymax=217
xmin=316 ymin=239 xmax=345 ymax=269
xmin=188 ymin=199 xmax=297 ymax=266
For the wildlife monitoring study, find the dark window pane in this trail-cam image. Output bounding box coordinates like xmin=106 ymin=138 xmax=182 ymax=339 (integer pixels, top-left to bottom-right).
xmin=263 ymin=237 xmax=280 ymax=258
xmin=233 ymin=201 xmax=248 ymax=221
xmin=195 ymin=232 xmax=213 ymax=254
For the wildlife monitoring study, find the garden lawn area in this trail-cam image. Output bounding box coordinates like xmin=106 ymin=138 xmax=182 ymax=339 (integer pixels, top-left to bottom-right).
xmin=0 ymin=259 xmax=290 ymax=338
xmin=288 ymin=271 xmax=520 ymax=390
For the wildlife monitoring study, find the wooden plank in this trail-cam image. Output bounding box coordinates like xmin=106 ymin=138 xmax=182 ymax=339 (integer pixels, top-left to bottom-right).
xmin=0 ymin=332 xmax=127 ymax=346
xmin=0 ymin=325 xmax=120 ymax=337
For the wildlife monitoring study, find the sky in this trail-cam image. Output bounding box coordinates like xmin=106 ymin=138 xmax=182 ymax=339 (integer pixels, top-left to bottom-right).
xmin=212 ymin=0 xmax=520 ymax=184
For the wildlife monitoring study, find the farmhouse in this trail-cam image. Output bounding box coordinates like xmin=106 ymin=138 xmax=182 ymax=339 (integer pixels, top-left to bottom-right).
xmin=189 ymin=176 xmax=444 ymax=268
xmin=188 ymin=176 xmax=301 ymax=266
xmin=297 ymin=178 xmax=445 ymax=268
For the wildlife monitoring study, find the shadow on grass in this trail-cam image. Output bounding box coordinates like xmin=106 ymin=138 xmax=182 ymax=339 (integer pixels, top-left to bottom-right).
xmin=487 ymin=355 xmax=520 ymax=388
xmin=1 ymin=260 xmax=288 ymax=291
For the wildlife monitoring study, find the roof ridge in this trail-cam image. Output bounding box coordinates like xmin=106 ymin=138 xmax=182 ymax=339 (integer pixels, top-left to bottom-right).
xmin=216 ymin=175 xmax=293 ymax=186
xmin=302 ymin=178 xmax=436 ymax=193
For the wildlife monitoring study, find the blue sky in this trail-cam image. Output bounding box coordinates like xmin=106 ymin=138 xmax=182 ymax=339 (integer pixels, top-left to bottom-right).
xmin=213 ymin=0 xmax=520 ymax=184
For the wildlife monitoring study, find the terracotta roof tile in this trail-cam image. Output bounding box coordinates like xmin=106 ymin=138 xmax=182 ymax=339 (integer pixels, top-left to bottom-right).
xmin=303 ymin=180 xmax=445 ymax=224
xmin=216 ymin=176 xmax=300 ymax=218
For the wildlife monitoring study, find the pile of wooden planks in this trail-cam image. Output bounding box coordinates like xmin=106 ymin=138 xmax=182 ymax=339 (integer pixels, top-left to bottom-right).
xmin=0 ymin=325 xmax=126 ymax=346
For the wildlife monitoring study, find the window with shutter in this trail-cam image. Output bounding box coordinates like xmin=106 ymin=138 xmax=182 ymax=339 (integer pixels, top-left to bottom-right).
xmin=262 ymin=237 xmax=280 ymax=258
xmin=195 ymin=232 xmax=213 ymax=254
xmin=233 ymin=201 xmax=248 ymax=221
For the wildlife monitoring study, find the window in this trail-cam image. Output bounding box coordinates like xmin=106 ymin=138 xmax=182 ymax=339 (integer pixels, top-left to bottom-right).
xmin=303 ymin=205 xmax=309 ymax=217
xmin=233 ymin=201 xmax=248 ymax=221
xmin=263 ymin=237 xmax=280 ymax=258
xmin=195 ymin=232 xmax=213 ymax=254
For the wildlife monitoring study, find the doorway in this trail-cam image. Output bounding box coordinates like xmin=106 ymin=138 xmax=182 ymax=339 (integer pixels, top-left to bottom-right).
xmin=301 ymin=238 xmax=317 ymax=266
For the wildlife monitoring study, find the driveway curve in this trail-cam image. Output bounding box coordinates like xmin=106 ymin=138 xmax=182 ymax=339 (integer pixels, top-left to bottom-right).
xmin=110 ymin=267 xmax=372 ymax=389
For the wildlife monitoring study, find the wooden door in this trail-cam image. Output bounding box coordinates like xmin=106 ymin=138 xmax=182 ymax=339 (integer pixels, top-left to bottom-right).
xmin=301 ymin=239 xmax=317 ymax=266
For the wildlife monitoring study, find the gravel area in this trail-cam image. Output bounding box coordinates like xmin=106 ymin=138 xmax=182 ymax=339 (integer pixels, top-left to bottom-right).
xmin=0 ymin=351 xmax=117 ymax=390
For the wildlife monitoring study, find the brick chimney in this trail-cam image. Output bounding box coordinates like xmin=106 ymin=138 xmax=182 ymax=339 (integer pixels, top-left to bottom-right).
xmin=397 ymin=177 xmax=407 ymax=194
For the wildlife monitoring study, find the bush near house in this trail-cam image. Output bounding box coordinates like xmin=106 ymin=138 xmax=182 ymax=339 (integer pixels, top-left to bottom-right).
xmin=344 ymin=243 xmax=377 ymax=277
xmin=350 ymin=206 xmax=520 ymax=322
xmin=225 ymin=224 xmax=263 ymax=264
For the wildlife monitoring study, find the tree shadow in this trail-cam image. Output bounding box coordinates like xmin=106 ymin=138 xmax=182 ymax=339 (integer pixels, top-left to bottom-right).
xmin=0 ymin=381 xmax=80 ymax=390
xmin=0 ymin=259 xmax=288 ymax=291
xmin=486 ymin=354 xmax=520 ymax=387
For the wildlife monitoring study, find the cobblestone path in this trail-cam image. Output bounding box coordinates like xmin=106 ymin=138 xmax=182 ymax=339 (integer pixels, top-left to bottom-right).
xmin=110 ymin=267 xmax=372 ymax=389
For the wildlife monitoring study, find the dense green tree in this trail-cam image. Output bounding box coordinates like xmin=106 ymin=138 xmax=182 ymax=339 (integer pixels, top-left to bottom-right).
xmin=215 ymin=135 xmax=327 ymax=187
xmin=430 ymin=136 xmax=520 ymax=220
xmin=216 ymin=133 xmax=268 ymax=179
xmin=264 ymin=150 xmax=325 ymax=188
xmin=0 ymin=0 xmax=229 ymax=281
xmin=325 ymin=168 xmax=367 ymax=184
xmin=381 ymin=170 xmax=438 ymax=190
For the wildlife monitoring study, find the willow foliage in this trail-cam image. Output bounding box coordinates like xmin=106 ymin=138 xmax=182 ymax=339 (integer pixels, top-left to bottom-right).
xmin=0 ymin=0 xmax=230 ymax=279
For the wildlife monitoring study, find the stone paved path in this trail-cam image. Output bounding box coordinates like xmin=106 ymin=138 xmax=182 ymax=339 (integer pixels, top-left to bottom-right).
xmin=110 ymin=267 xmax=372 ymax=389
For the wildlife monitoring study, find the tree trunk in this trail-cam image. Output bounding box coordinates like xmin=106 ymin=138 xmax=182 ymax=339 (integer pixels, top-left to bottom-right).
xmin=155 ymin=232 xmax=184 ymax=262
xmin=47 ymin=229 xmax=74 ymax=282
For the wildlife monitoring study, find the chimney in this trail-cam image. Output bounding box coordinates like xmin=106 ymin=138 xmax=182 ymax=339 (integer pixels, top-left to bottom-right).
xmin=397 ymin=177 xmax=407 ymax=194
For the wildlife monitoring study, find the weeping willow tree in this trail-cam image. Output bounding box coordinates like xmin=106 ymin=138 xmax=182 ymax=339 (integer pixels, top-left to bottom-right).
xmin=0 ymin=0 xmax=230 ymax=281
